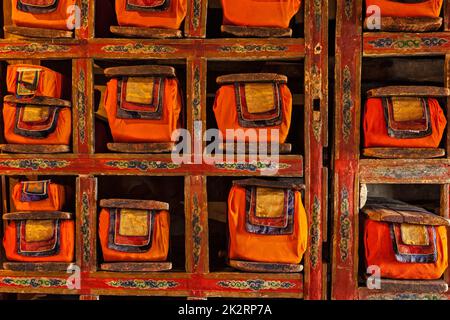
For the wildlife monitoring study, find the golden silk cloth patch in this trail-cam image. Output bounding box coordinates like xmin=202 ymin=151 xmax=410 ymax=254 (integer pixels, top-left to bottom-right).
xmin=125 ymin=77 xmax=155 ymax=105
xmin=22 ymin=180 xmax=47 ymax=195
xmin=244 ymin=83 xmax=276 ymax=114
xmin=25 ymin=220 xmax=55 ymax=242
xmin=118 ymin=209 xmax=150 ymax=237
xmin=21 ymin=106 xmax=50 ymax=123
xmin=255 ymin=187 xmax=285 ymax=218
xmin=400 ymin=223 xmax=430 ymax=246
xmin=391 ymin=97 xmax=425 ymax=122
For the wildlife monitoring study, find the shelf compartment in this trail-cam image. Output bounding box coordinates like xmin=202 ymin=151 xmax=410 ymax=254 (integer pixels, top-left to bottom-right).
xmin=362 ymin=148 xmax=446 ymax=159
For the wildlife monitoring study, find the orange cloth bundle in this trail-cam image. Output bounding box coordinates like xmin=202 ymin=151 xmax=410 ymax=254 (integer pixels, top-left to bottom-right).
xmin=3 ymin=96 xmax=72 ymax=145
xmin=365 ymin=0 xmax=443 ymax=18
xmin=221 ymin=0 xmax=301 ymax=28
xmin=104 ymin=66 xmax=183 ymax=143
xmin=3 ymin=214 xmax=74 ymax=262
xmin=12 ymin=180 xmax=66 ymax=212
xmin=12 ymin=0 xmax=77 ymax=30
xmin=115 ymin=0 xmax=187 ymax=29
xmin=213 ymin=74 xmax=292 ymax=143
xmin=363 ymin=197 xmax=448 ymax=280
xmin=227 ymin=180 xmax=308 ymax=264
xmin=98 ymin=200 xmax=170 ymax=262
xmin=7 ymin=64 xmax=63 ymax=99
xmin=363 ymin=96 xmax=446 ymax=148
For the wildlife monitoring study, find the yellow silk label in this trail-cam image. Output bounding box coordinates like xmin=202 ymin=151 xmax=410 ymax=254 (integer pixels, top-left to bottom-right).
xmin=255 ymin=187 xmax=285 ymax=218
xmin=244 ymin=83 xmax=276 ymax=114
xmin=400 ymin=223 xmax=429 ymax=246
xmin=17 ymin=69 xmax=40 ymax=96
xmin=119 ymin=209 xmax=149 ymax=237
xmin=23 ymin=181 xmax=47 ymax=194
xmin=392 ymin=97 xmax=424 ymax=122
xmin=125 ymin=77 xmax=154 ymax=105
xmin=22 ymin=106 xmax=50 ymax=122
xmin=25 ymin=220 xmax=54 ymax=242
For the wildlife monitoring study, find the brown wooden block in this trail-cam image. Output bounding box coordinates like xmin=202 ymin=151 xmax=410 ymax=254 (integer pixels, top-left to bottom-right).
xmin=362 ymin=148 xmax=445 ymax=159
xmin=219 ymin=142 xmax=292 ymax=154
xmin=363 ymin=17 xmax=442 ymax=33
xmin=100 ymin=262 xmax=173 ymax=272
xmin=229 ymin=260 xmax=303 ymax=273
xmin=4 ymin=25 xmax=73 ymax=39
xmin=221 ymin=25 xmax=292 ymax=38
xmin=110 ymin=26 xmax=183 ymax=39
xmin=366 ymin=86 xmax=450 ymax=98
xmin=232 ymin=178 xmax=305 ymax=190
xmin=217 ymin=73 xmax=288 ymax=85
xmin=0 ymin=144 xmax=70 ymax=154
xmin=4 ymin=95 xmax=72 ymax=107
xmin=107 ymin=142 xmax=175 ymax=154
xmin=3 ymin=211 xmax=73 ymax=220
xmin=366 ymin=278 xmax=448 ymax=294
xmin=99 ymin=199 xmax=170 ymax=211
xmin=3 ymin=262 xmax=72 ymax=272
xmin=104 ymin=65 xmax=176 ymax=78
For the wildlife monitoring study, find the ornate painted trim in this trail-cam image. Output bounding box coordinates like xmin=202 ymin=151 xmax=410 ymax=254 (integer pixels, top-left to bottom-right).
xmin=218 ymin=45 xmax=288 ymax=53
xmin=107 ymin=279 xmax=179 ymax=289
xmin=339 ymin=188 xmax=351 ymax=262
xmin=217 ymin=280 xmax=296 ymax=291
xmin=0 ymin=44 xmax=70 ymax=54
xmin=81 ymin=0 xmax=89 ymax=29
xmin=344 ymin=0 xmax=352 ymax=20
xmin=367 ymin=37 xmax=448 ymax=49
xmin=193 ymin=65 xmax=201 ymax=120
xmin=214 ymin=162 xmax=290 ymax=172
xmin=81 ymin=192 xmax=90 ymax=266
xmin=366 ymin=293 xmax=447 ymax=300
xmin=191 ymin=0 xmax=201 ymax=29
xmin=342 ymin=65 xmax=352 ymax=143
xmin=0 ymin=277 xmax=66 ymax=288
xmin=102 ymin=44 xmax=177 ymax=54
xmin=313 ymin=0 xmax=321 ymax=28
xmin=0 ymin=160 xmax=70 ymax=170
xmin=370 ymin=166 xmax=447 ymax=179
xmin=77 ymin=69 xmax=87 ymax=144
xmin=309 ymin=195 xmax=320 ymax=268
xmin=192 ymin=194 xmax=202 ymax=271
xmin=105 ymin=160 xmax=181 ymax=171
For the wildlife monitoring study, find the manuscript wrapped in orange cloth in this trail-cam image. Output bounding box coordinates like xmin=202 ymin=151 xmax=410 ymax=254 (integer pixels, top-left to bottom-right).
xmin=3 ymin=218 xmax=74 ymax=262
xmin=99 ymin=201 xmax=170 ymax=262
xmin=3 ymin=98 xmax=72 ymax=145
xmin=11 ymin=0 xmax=78 ymax=30
xmin=363 ymin=197 xmax=448 ymax=280
xmin=115 ymin=0 xmax=187 ymax=29
xmin=7 ymin=64 xmax=63 ymax=99
xmin=104 ymin=71 xmax=183 ymax=143
xmin=221 ymin=0 xmax=301 ymax=28
xmin=227 ymin=180 xmax=307 ymax=264
xmin=363 ymin=97 xmax=446 ymax=148
xmin=365 ymin=0 xmax=443 ymax=18
xmin=213 ymin=74 xmax=292 ymax=143
xmin=12 ymin=180 xmax=66 ymax=212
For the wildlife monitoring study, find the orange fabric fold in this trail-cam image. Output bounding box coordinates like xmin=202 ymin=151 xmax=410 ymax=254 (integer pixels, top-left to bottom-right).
xmin=221 ymin=0 xmax=301 ymax=28
xmin=365 ymin=0 xmax=443 ymax=18
xmin=99 ymin=208 xmax=170 ymax=262
xmin=115 ymin=0 xmax=187 ymax=29
xmin=12 ymin=182 xmax=66 ymax=212
xmin=227 ymin=185 xmax=307 ymax=264
xmin=363 ymin=97 xmax=446 ymax=148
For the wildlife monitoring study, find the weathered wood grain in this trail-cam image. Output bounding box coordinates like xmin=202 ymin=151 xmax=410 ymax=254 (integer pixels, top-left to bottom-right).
xmin=219 ymin=142 xmax=292 ymax=154
xmin=363 ymin=205 xmax=450 ymax=226
xmin=3 ymin=262 xmax=72 ymax=272
xmin=232 ymin=178 xmax=305 ymax=190
xmin=99 ymin=199 xmax=169 ymax=211
xmin=104 ymin=65 xmax=176 ymax=78
xmin=217 ymin=73 xmax=288 ymax=85
xmin=100 ymin=262 xmax=173 ymax=272
xmin=0 ymin=144 xmax=70 ymax=154
xmin=229 ymin=260 xmax=303 ymax=273
xmin=221 ymin=25 xmax=292 ymax=38
xmin=363 ymin=148 xmax=445 ymax=159
xmin=365 ymin=278 xmax=448 ymax=294
xmin=367 ymin=86 xmax=450 ymax=98
xmin=4 ymin=95 xmax=71 ymax=107
xmin=110 ymin=26 xmax=183 ymax=39
xmin=107 ymin=143 xmax=175 ymax=154
xmin=363 ymin=17 xmax=442 ymax=32
xmin=3 ymin=26 xmax=73 ymax=39
xmin=3 ymin=211 xmax=73 ymax=220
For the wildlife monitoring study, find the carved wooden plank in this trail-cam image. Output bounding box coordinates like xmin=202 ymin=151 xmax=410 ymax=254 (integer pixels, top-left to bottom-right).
xmin=107 ymin=143 xmax=175 ymax=154
xmin=221 ymin=25 xmax=292 ymax=38
xmin=110 ymin=26 xmax=183 ymax=39
xmin=104 ymin=65 xmax=176 ymax=78
xmin=3 ymin=211 xmax=73 ymax=220
xmin=99 ymin=199 xmax=169 ymax=211
xmin=229 ymin=260 xmax=303 ymax=273
xmin=100 ymin=262 xmax=173 ymax=272
xmin=4 ymin=95 xmax=72 ymax=107
xmin=363 ymin=148 xmax=445 ymax=159
xmin=367 ymin=86 xmax=450 ymax=98
xmin=219 ymin=143 xmax=292 ymax=155
xmin=217 ymin=73 xmax=288 ymax=85
xmin=232 ymin=178 xmax=304 ymax=190
xmin=3 ymin=262 xmax=71 ymax=272
xmin=367 ymin=278 xmax=448 ymax=294
xmin=0 ymin=145 xmax=70 ymax=154
xmin=3 ymin=26 xmax=73 ymax=39
xmin=363 ymin=17 xmax=442 ymax=32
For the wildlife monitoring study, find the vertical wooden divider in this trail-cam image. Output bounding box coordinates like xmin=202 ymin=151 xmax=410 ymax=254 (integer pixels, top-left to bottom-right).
xmin=185 ymin=0 xmax=208 ymax=38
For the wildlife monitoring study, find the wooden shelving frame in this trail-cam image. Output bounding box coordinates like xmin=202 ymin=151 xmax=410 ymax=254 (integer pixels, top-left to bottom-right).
xmin=332 ymin=0 xmax=450 ymax=300
xmin=0 ymin=0 xmax=328 ymax=300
